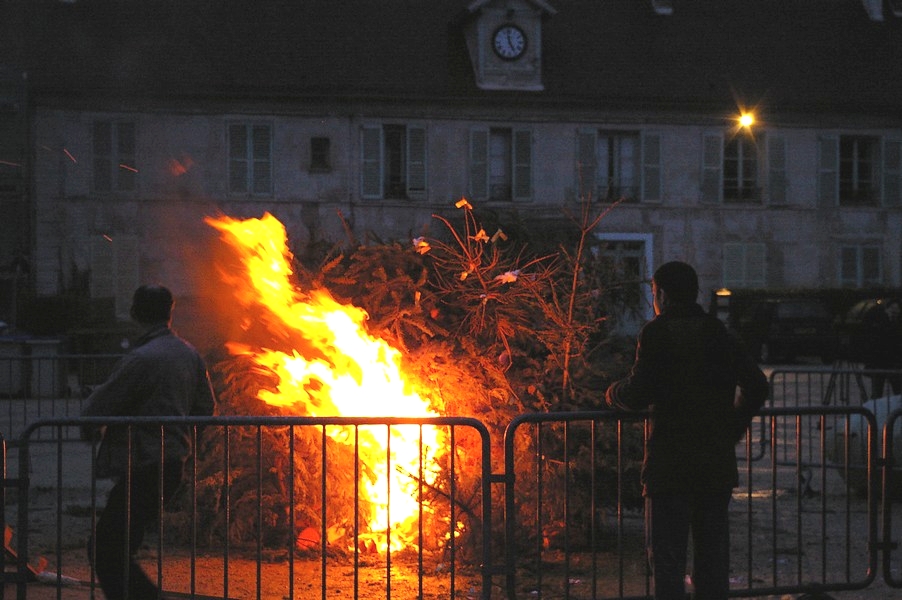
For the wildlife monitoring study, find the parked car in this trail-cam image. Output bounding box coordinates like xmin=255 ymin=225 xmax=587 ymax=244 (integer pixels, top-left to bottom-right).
xmin=836 ymin=296 xmax=902 ymax=364
xmin=734 ymin=298 xmax=839 ymax=364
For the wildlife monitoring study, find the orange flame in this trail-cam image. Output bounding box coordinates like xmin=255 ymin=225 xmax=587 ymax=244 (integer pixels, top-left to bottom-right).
xmin=205 ymin=212 xmax=442 ymax=552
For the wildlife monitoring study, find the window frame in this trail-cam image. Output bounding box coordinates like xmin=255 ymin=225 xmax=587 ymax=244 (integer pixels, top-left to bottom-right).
xmin=701 ymin=130 xmax=762 ymax=204
xmin=722 ymin=131 xmax=760 ymax=203
xmin=577 ymin=129 xmax=661 ymax=203
xmin=360 ymin=123 xmax=427 ymax=200
xmin=92 ymin=120 xmax=137 ymax=194
xmin=469 ymin=126 xmax=532 ymax=202
xmin=818 ymin=134 xmax=901 ymax=207
xmin=723 ymin=242 xmax=767 ymax=289
xmin=839 ymin=245 xmax=882 ymax=288
xmin=228 ymin=122 xmax=273 ymax=196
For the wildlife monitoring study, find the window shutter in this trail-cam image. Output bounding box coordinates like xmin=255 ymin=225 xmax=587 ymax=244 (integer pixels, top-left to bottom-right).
xmin=90 ymin=237 xmax=115 ymax=299
xmin=862 ymin=247 xmax=881 ymax=285
xmin=361 ymin=126 xmax=383 ymax=199
xmin=722 ymin=243 xmax=744 ymax=288
xmin=839 ymin=246 xmax=857 ymax=286
xmin=577 ymin=130 xmax=596 ymax=201
xmin=767 ymin=135 xmax=787 ymax=205
xmin=701 ymin=133 xmax=722 ymax=203
xmin=251 ymin=125 xmax=272 ymax=195
xmin=406 ymin=126 xmax=427 ymax=197
xmin=817 ymin=136 xmax=838 ymax=207
xmin=93 ymin=121 xmax=112 ymax=192
xmin=115 ymin=235 xmax=140 ymax=318
xmin=513 ymin=129 xmax=532 ymax=200
xmin=883 ymin=138 xmax=901 ymax=206
xmin=117 ymin=122 xmax=136 ymax=191
xmin=746 ymin=243 xmax=766 ymax=287
xmin=642 ymin=133 xmax=662 ymax=203
xmin=469 ymin=129 xmax=489 ymax=200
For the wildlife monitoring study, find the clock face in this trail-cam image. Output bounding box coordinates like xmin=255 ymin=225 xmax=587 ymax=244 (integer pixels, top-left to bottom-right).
xmin=492 ymin=24 xmax=527 ymax=60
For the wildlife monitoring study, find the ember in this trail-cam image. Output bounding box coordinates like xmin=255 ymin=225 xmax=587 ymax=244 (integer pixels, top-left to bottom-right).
xmin=206 ymin=212 xmax=444 ymax=552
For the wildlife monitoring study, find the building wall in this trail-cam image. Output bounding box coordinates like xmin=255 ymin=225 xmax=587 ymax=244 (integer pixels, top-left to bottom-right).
xmin=30 ymin=108 xmax=902 ymax=320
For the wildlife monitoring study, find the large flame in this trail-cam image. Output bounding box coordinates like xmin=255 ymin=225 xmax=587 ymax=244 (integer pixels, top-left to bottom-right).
xmin=205 ymin=212 xmax=442 ymax=552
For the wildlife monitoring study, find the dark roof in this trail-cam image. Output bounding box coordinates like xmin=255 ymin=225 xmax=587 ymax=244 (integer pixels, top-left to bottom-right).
xmin=16 ymin=0 xmax=902 ymax=117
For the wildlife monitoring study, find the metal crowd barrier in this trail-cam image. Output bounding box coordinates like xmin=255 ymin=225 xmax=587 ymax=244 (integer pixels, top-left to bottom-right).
xmin=0 ymin=353 xmax=122 ymax=441
xmin=2 ymin=416 xmax=493 ymax=600
xmin=884 ymin=408 xmax=902 ymax=590
xmin=501 ymin=406 xmax=900 ymax=599
xmin=1 ymin=370 xmax=901 ymax=599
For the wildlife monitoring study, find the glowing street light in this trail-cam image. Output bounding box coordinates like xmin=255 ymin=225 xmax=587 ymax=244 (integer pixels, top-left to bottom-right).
xmin=738 ymin=112 xmax=755 ymax=129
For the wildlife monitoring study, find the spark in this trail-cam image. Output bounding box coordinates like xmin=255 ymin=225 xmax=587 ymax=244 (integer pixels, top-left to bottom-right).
xmin=119 ymin=163 xmax=138 ymax=173
xmin=63 ymin=149 xmax=77 ymax=163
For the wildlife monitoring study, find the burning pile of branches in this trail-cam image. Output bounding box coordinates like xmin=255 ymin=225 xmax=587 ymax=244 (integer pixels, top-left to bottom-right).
xmin=167 ymin=199 xmax=638 ymax=556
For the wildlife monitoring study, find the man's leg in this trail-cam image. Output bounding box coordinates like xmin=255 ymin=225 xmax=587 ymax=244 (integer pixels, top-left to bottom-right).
xmin=90 ymin=462 xmax=183 ymax=599
xmin=89 ymin=477 xmax=130 ymax=600
xmin=689 ymin=490 xmax=732 ymax=600
xmin=647 ymin=494 xmax=691 ymax=600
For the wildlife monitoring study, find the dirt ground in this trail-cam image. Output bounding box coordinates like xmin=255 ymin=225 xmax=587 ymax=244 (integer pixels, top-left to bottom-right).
xmin=5 ymin=375 xmax=902 ymax=599
xmin=5 ymin=483 xmax=901 ymax=600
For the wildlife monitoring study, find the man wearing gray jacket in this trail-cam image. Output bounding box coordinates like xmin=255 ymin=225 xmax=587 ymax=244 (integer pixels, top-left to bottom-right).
xmin=82 ymin=284 xmax=215 ymax=600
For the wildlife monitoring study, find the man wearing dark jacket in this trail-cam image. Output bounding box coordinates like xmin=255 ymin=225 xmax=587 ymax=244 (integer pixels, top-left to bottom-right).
xmin=82 ymin=285 xmax=216 ymax=600
xmin=605 ymin=261 xmax=767 ymax=600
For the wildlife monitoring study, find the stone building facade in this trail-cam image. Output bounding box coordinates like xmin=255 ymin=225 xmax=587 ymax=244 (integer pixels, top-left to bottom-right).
xmin=2 ymin=0 xmax=901 ymax=333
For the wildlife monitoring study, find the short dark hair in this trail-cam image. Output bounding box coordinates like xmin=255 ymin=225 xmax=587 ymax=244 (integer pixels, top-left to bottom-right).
xmin=653 ymin=261 xmax=699 ymax=305
xmin=130 ymin=285 xmax=174 ymax=324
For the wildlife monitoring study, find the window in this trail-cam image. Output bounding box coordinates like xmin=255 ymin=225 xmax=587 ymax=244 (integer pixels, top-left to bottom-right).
xmin=594 ymin=233 xmax=654 ymax=334
xmin=469 ymin=127 xmax=531 ymax=201
xmin=723 ymin=243 xmax=766 ymax=288
xmin=701 ymin=131 xmax=760 ymax=203
xmin=361 ymin=124 xmax=426 ymax=200
xmin=840 ymin=245 xmax=881 ymax=287
xmin=839 ymin=136 xmax=879 ymax=205
xmin=229 ymin=123 xmax=272 ymax=195
xmin=723 ymin=133 xmax=758 ymax=202
xmin=93 ymin=121 xmax=136 ymax=192
xmin=310 ymin=137 xmax=331 ymax=172
xmin=577 ymin=130 xmax=661 ymax=202
xmin=817 ymin=135 xmax=900 ymax=207
xmin=90 ymin=234 xmax=139 ymax=318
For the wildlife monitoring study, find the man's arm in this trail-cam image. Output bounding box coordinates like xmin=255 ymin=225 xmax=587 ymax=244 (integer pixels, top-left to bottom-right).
xmin=191 ymin=365 xmax=216 ymax=417
xmin=605 ymin=324 xmax=665 ymax=411
xmin=731 ymin=333 xmax=768 ymax=441
xmin=80 ymin=354 xmax=141 ymax=439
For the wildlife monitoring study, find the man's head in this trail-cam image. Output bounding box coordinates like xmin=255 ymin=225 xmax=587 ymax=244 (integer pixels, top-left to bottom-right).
xmin=130 ymin=284 xmax=174 ymax=325
xmin=652 ymin=261 xmax=699 ymax=313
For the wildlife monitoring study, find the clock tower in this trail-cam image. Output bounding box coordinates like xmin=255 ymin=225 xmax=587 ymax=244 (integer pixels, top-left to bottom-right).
xmin=461 ymin=0 xmax=556 ymax=92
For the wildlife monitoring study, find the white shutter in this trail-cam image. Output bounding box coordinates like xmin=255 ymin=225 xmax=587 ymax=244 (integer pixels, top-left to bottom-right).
xmin=767 ymin=135 xmax=787 ymax=205
xmin=883 ymin=138 xmax=901 ymax=206
xmin=361 ymin=126 xmax=383 ymax=199
xmin=722 ymin=244 xmax=744 ymax=288
xmin=577 ymin=129 xmax=596 ymax=201
xmin=745 ymin=243 xmax=766 ymax=287
xmin=115 ymin=235 xmax=140 ymax=318
xmin=817 ymin=136 xmax=838 ymax=207
xmin=406 ymin=126 xmax=426 ymax=197
xmin=90 ymin=237 xmax=115 ymax=300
